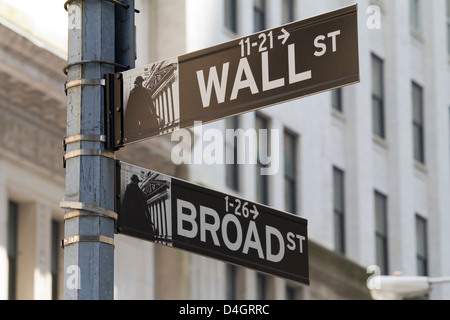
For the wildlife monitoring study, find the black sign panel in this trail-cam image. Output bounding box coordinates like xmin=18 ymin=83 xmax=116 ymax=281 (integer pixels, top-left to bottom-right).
xmin=116 ymin=161 xmax=309 ymax=285
xmin=114 ymin=4 xmax=359 ymax=147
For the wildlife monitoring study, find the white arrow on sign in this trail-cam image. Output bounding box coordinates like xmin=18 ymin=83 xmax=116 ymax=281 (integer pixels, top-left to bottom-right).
xmin=278 ymin=28 xmax=290 ymax=45
xmin=250 ymin=205 xmax=260 ymax=220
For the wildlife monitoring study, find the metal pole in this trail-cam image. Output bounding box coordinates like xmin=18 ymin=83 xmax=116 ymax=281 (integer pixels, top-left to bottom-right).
xmin=63 ymin=0 xmax=116 ymax=300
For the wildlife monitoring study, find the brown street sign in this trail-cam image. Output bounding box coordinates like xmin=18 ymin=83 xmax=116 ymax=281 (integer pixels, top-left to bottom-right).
xmin=109 ymin=4 xmax=359 ymax=148
xmin=116 ymin=161 xmax=309 ymax=285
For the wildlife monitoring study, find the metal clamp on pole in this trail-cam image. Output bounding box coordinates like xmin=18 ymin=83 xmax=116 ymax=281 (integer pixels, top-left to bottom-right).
xmin=63 ymin=60 xmax=129 ymax=75
xmin=63 ymin=149 xmax=114 ymax=168
xmin=63 ymin=134 xmax=107 ymax=151
xmin=64 ymin=0 xmax=140 ymax=13
xmin=64 ymin=78 xmax=106 ymax=95
xmin=60 ymin=201 xmax=118 ymax=221
xmin=61 ymin=235 xmax=115 ymax=249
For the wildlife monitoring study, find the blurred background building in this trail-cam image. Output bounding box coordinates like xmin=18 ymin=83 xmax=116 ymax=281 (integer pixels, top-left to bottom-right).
xmin=0 ymin=0 xmax=449 ymax=300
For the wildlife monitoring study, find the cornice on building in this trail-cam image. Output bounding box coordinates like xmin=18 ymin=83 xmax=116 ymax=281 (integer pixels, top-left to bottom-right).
xmin=0 ymin=22 xmax=67 ymax=176
xmin=0 ymin=23 xmax=66 ymax=101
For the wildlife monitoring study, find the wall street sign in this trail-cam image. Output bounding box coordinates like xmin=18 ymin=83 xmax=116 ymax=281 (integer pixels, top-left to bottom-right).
xmin=109 ymin=4 xmax=359 ymax=148
xmin=116 ymin=161 xmax=309 ymax=285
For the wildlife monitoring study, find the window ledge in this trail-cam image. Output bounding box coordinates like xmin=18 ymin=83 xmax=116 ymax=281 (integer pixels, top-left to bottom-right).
xmin=414 ymin=160 xmax=428 ymax=175
xmin=410 ymin=28 xmax=424 ymax=43
xmin=373 ymin=134 xmax=388 ymax=150
xmin=331 ymin=108 xmax=346 ymax=123
xmin=223 ymin=26 xmax=238 ymax=39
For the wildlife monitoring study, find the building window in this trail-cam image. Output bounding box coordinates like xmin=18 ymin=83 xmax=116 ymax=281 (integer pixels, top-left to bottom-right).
xmin=333 ymin=167 xmax=345 ymax=254
xmin=256 ymin=273 xmax=267 ymax=300
xmin=282 ymin=0 xmax=295 ymax=24
xmin=253 ymin=0 xmax=266 ymax=32
xmin=286 ymin=285 xmax=296 ymax=300
xmin=226 ymin=117 xmax=240 ymax=191
xmin=284 ymin=130 xmax=297 ymax=214
xmin=8 ymin=201 xmax=18 ymax=300
xmin=51 ymin=220 xmax=61 ymax=300
xmin=372 ymin=54 xmax=385 ymax=139
xmin=375 ymin=191 xmax=388 ymax=275
xmin=412 ymin=82 xmax=425 ymax=164
xmin=447 ymin=0 xmax=450 ymax=56
xmin=256 ymin=113 xmax=269 ymax=205
xmin=225 ymin=264 xmax=237 ymax=300
xmin=410 ymin=0 xmax=421 ymax=32
xmin=331 ymin=88 xmax=343 ymax=112
xmin=224 ymin=0 xmax=237 ymax=33
xmin=416 ymin=215 xmax=428 ymax=276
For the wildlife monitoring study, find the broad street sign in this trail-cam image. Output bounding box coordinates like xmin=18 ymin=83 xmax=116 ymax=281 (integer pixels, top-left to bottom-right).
xmin=116 ymin=161 xmax=309 ymax=285
xmin=109 ymin=4 xmax=359 ymax=148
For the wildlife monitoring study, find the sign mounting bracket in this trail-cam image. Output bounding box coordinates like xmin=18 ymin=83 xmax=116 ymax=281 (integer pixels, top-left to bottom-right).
xmin=105 ymin=73 xmax=124 ymax=151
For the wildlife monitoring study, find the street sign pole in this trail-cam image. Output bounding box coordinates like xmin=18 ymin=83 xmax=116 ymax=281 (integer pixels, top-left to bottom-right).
xmin=62 ymin=0 xmax=127 ymax=299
